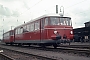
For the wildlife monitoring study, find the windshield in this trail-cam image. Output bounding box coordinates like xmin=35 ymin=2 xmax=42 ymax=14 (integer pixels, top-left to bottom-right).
xmin=50 ymin=17 xmax=59 ymax=25
xmin=50 ymin=17 xmax=72 ymax=26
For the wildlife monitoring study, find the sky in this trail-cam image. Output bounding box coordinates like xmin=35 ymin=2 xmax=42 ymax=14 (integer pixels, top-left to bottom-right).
xmin=0 ymin=0 xmax=90 ymax=39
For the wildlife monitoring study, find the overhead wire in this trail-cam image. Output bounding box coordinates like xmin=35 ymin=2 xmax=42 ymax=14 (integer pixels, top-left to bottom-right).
xmin=6 ymin=0 xmax=43 ymax=26
xmin=2 ymin=0 xmax=90 ymax=29
xmin=16 ymin=0 xmax=43 ymax=24
xmin=42 ymin=0 xmax=88 ymax=16
xmin=20 ymin=0 xmax=42 ymax=16
xmin=65 ymin=0 xmax=89 ymax=15
xmin=65 ymin=0 xmax=87 ymax=9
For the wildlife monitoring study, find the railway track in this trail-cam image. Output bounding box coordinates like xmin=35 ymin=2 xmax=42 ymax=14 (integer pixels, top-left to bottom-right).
xmin=28 ymin=45 xmax=90 ymax=57
xmin=0 ymin=45 xmax=56 ymax=60
xmin=27 ymin=45 xmax=90 ymax=57
xmin=0 ymin=52 xmax=15 ymax=60
xmin=0 ymin=43 xmax=90 ymax=60
xmin=47 ymin=46 xmax=90 ymax=56
xmin=59 ymin=45 xmax=90 ymax=49
xmin=1 ymin=43 xmax=90 ymax=56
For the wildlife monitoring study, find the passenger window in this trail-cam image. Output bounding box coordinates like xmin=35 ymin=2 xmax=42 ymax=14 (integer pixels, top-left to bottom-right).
xmin=30 ymin=23 xmax=34 ymax=31
xmin=10 ymin=31 xmax=13 ymax=35
xmin=15 ymin=29 xmax=18 ymax=34
xmin=20 ymin=28 xmax=23 ymax=33
xmin=20 ymin=27 xmax=29 ymax=33
xmin=18 ymin=28 xmax=20 ymax=34
xmin=27 ymin=25 xmax=30 ymax=32
xmin=35 ymin=21 xmax=39 ymax=30
xmin=23 ymin=26 xmax=27 ymax=29
xmin=5 ymin=32 xmax=9 ymax=37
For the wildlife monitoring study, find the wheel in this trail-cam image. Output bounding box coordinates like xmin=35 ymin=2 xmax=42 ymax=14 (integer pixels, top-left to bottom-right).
xmin=39 ymin=44 xmax=46 ymax=48
xmin=10 ymin=43 xmax=13 ymax=45
xmin=53 ymin=44 xmax=58 ymax=48
xmin=5 ymin=43 xmax=8 ymax=45
xmin=41 ymin=44 xmax=46 ymax=48
xmin=18 ymin=43 xmax=22 ymax=46
xmin=28 ymin=44 xmax=31 ymax=46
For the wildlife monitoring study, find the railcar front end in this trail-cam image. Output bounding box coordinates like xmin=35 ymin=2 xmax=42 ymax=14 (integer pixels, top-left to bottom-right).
xmin=41 ymin=16 xmax=74 ymax=48
xmin=45 ymin=26 xmax=73 ymax=43
xmin=3 ymin=30 xmax=14 ymax=45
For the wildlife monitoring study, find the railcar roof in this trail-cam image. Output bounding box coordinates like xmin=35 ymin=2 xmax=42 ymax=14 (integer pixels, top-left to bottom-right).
xmin=3 ymin=30 xmax=13 ymax=34
xmin=14 ymin=14 xmax=71 ymax=29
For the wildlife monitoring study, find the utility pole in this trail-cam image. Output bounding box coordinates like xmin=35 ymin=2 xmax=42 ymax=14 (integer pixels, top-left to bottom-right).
xmin=3 ymin=29 xmax=4 ymax=41
xmin=56 ymin=5 xmax=58 ymax=14
xmin=11 ymin=26 xmax=14 ymax=30
xmin=2 ymin=18 xmax=4 ymax=41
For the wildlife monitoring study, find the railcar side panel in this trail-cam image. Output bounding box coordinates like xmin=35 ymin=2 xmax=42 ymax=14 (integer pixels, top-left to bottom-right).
xmin=3 ymin=30 xmax=14 ymax=43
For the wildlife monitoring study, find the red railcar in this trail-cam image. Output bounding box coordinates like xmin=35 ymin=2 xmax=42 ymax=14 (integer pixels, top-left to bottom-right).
xmin=3 ymin=30 xmax=14 ymax=45
xmin=13 ymin=14 xmax=73 ymax=48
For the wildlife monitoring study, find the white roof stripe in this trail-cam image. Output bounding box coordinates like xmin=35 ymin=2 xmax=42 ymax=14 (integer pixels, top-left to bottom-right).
xmin=15 ymin=14 xmax=71 ymax=29
xmin=15 ymin=14 xmax=60 ymax=28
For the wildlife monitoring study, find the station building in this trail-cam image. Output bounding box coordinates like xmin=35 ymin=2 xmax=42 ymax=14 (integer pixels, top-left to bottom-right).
xmin=73 ymin=21 xmax=90 ymax=42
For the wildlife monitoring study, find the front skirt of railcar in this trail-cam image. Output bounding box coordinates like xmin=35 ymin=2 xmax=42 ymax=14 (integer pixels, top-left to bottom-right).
xmin=51 ymin=33 xmax=71 ymax=48
xmin=51 ymin=34 xmax=61 ymax=48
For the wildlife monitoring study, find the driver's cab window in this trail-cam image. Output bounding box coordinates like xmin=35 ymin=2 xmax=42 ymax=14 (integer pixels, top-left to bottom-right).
xmin=45 ymin=18 xmax=48 ymax=26
xmin=50 ymin=17 xmax=59 ymax=25
xmin=41 ymin=18 xmax=45 ymax=29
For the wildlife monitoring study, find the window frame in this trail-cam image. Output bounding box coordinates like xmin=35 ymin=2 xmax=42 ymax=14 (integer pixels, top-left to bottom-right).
xmin=35 ymin=20 xmax=40 ymax=30
xmin=45 ymin=17 xmax=48 ymax=26
xmin=50 ymin=17 xmax=60 ymax=25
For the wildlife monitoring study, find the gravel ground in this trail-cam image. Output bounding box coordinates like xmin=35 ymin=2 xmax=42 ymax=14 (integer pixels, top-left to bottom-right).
xmin=2 ymin=50 xmax=42 ymax=60
xmin=0 ymin=44 xmax=90 ymax=60
xmin=0 ymin=48 xmax=52 ymax=60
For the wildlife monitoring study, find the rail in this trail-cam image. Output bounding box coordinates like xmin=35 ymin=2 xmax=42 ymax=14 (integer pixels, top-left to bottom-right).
xmin=0 ymin=53 xmax=15 ymax=60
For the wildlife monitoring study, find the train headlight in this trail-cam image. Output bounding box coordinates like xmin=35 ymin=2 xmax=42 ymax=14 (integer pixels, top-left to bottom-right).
xmin=70 ymin=31 xmax=73 ymax=34
xmin=54 ymin=30 xmax=57 ymax=34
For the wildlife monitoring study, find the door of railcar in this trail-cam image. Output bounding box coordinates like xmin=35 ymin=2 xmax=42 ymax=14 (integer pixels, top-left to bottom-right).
xmin=40 ymin=18 xmax=46 ymax=43
xmin=34 ymin=20 xmax=41 ymax=42
xmin=10 ymin=30 xmax=14 ymax=42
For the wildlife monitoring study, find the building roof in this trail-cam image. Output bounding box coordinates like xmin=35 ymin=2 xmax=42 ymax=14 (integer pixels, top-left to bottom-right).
xmin=84 ymin=21 xmax=90 ymax=24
